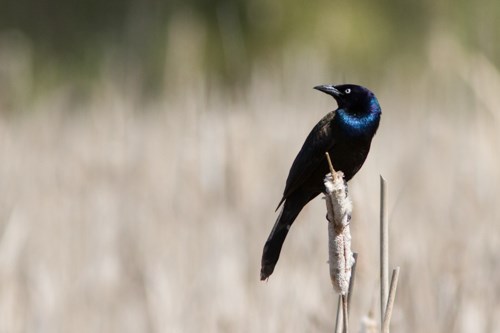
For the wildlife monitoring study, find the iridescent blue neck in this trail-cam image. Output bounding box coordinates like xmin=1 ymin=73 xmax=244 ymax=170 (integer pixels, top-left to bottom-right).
xmin=335 ymin=98 xmax=381 ymax=138
xmin=369 ymin=97 xmax=382 ymax=115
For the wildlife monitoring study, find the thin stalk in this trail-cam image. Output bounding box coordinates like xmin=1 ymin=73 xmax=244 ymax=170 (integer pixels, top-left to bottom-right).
xmin=382 ymin=267 xmax=400 ymax=333
xmin=335 ymin=295 xmax=342 ymax=333
xmin=342 ymin=295 xmax=349 ymax=333
xmin=380 ymin=176 xmax=389 ymax=325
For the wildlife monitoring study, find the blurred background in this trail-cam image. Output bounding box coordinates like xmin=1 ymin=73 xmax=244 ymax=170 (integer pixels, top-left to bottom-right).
xmin=0 ymin=0 xmax=499 ymax=332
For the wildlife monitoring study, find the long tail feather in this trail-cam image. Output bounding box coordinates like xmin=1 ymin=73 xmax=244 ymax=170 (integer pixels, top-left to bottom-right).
xmin=261 ymin=193 xmax=313 ymax=280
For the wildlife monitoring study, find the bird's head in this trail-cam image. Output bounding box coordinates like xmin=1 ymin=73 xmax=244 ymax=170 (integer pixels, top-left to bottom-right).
xmin=314 ymin=84 xmax=380 ymax=115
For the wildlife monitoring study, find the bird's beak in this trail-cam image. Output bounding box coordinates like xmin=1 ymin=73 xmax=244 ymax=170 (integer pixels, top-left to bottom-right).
xmin=314 ymin=85 xmax=342 ymax=97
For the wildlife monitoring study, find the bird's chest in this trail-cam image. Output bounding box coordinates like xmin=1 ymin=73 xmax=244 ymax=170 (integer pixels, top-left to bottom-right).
xmin=334 ymin=109 xmax=379 ymax=140
xmin=328 ymin=139 xmax=370 ymax=180
xmin=336 ymin=119 xmax=373 ymax=140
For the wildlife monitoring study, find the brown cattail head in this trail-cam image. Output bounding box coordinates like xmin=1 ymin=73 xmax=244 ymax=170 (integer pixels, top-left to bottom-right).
xmin=324 ymin=172 xmax=354 ymax=295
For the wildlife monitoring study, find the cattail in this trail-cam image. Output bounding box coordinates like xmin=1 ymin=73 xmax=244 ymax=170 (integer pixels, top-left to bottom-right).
xmin=324 ymin=170 xmax=354 ymax=295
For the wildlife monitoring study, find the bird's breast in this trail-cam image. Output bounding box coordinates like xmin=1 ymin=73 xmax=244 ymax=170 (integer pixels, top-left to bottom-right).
xmin=335 ymin=109 xmax=380 ymax=139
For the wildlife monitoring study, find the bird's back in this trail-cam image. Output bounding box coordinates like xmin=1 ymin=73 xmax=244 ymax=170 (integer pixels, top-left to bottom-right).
xmin=277 ymin=111 xmax=336 ymax=209
xmin=279 ymin=109 xmax=376 ymax=207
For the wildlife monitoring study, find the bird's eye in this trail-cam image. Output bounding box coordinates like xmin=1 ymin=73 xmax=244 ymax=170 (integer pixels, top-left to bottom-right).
xmin=345 ymin=89 xmax=351 ymax=94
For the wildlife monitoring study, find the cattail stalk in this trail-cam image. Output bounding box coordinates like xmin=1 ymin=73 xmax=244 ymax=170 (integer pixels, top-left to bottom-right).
xmin=380 ymin=176 xmax=389 ymax=323
xmin=382 ymin=267 xmax=400 ymax=333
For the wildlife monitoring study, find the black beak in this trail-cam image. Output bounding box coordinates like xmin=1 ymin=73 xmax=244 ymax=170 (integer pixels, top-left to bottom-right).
xmin=314 ymin=85 xmax=342 ymax=97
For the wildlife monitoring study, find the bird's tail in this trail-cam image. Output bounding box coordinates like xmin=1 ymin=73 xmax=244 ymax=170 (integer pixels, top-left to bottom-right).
xmin=260 ymin=194 xmax=310 ymax=280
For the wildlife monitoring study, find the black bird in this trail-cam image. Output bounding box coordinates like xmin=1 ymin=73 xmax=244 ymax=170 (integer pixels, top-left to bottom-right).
xmin=261 ymin=84 xmax=381 ymax=280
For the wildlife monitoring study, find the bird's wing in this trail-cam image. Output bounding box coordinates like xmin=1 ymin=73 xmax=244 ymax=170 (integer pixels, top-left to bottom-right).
xmin=276 ymin=111 xmax=336 ymax=210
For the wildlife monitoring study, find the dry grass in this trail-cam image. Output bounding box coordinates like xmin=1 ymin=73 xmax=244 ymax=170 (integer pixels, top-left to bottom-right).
xmin=0 ymin=33 xmax=500 ymax=332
